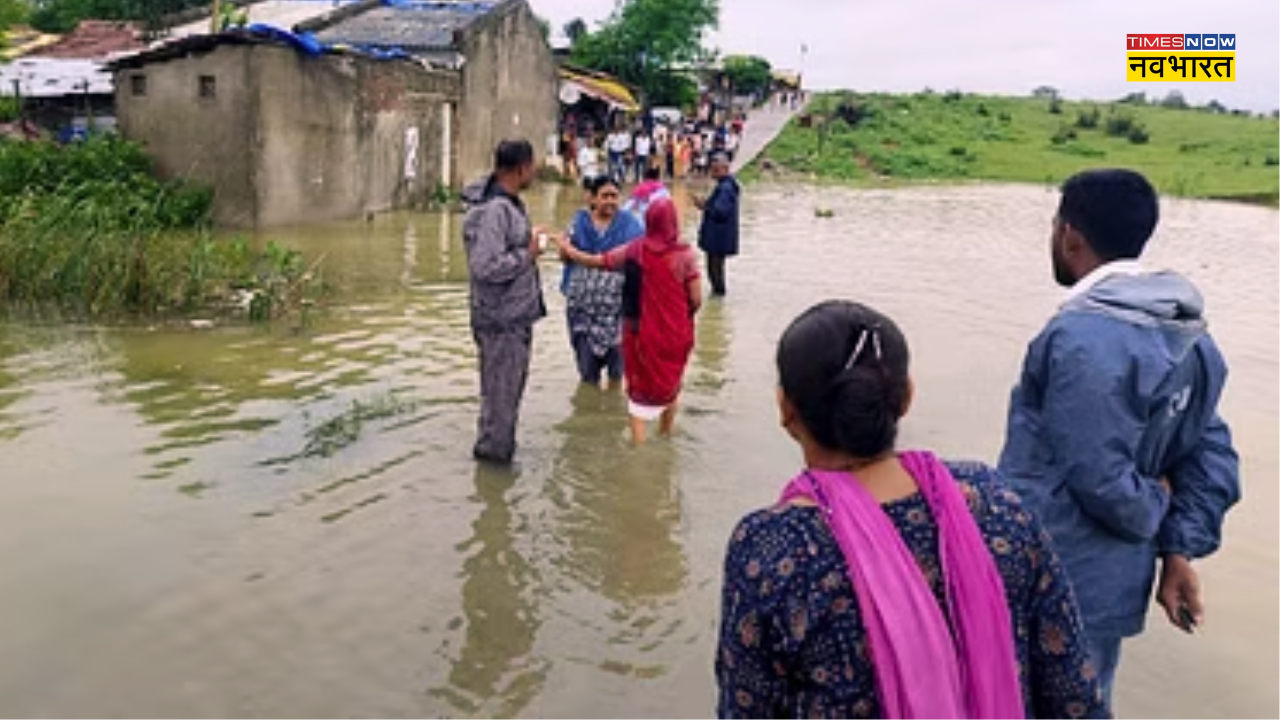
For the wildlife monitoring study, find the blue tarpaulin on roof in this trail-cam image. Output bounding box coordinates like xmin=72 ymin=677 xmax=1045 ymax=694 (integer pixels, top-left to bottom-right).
xmin=379 ymin=0 xmax=495 ymax=11
xmin=246 ymin=23 xmax=325 ymax=55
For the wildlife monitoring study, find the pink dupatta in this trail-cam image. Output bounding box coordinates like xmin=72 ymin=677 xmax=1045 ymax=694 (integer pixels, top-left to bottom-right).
xmin=779 ymin=450 xmax=1024 ymax=719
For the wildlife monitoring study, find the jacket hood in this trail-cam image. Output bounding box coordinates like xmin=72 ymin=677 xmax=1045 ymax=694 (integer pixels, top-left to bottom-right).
xmin=1065 ymin=270 xmax=1207 ymax=357
xmin=460 ymin=175 xmax=525 ymax=211
xmin=460 ymin=176 xmax=493 ymax=205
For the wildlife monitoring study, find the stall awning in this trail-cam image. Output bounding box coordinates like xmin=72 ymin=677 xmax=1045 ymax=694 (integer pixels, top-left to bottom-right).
xmin=558 ymin=67 xmax=640 ymax=113
xmin=1 ymin=28 xmax=63 ymax=61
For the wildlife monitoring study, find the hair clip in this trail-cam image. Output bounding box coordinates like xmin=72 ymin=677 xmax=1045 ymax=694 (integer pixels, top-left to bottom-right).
xmin=872 ymin=329 xmax=883 ymax=361
xmin=844 ymin=329 xmax=870 ymax=370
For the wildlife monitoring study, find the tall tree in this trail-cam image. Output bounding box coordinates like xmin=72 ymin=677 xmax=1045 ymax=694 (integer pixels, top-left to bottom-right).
xmin=562 ymin=17 xmax=586 ymax=46
xmin=721 ymin=54 xmax=772 ymax=98
xmin=28 ymin=0 xmax=208 ymax=34
xmin=570 ymin=0 xmax=719 ymax=107
xmin=0 ymin=0 xmax=29 ymax=33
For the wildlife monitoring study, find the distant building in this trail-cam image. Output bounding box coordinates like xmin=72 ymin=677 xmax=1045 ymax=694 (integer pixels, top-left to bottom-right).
xmin=110 ymin=0 xmax=558 ymax=229
xmin=557 ymin=63 xmax=640 ymax=139
xmin=303 ymin=0 xmax=558 ymax=190
xmin=0 ymin=21 xmax=145 ymax=137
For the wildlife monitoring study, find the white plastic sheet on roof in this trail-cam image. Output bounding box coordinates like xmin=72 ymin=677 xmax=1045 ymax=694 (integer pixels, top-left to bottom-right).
xmin=0 ymin=57 xmax=114 ymax=97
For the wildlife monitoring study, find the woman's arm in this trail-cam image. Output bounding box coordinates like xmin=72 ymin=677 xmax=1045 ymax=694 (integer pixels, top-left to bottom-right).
xmin=684 ymin=253 xmax=703 ymax=315
xmin=554 ymin=234 xmax=607 ymax=269
xmin=687 ymin=276 xmax=703 ymax=316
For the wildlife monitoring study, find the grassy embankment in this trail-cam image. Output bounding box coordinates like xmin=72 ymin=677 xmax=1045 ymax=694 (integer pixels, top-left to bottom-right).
xmin=746 ymin=91 xmax=1280 ymax=205
xmin=0 ymin=137 xmax=321 ymax=320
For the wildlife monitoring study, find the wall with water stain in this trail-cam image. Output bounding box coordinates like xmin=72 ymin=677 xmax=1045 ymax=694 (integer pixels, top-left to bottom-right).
xmin=115 ymin=45 xmax=257 ymax=227
xmin=455 ymin=1 xmax=560 ymax=188
xmin=116 ymin=43 xmax=461 ymax=229
xmin=251 ymin=45 xmax=460 ymax=228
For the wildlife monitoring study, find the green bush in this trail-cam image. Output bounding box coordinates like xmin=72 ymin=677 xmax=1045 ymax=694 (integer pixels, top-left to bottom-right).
xmin=1128 ymin=125 xmax=1151 ymax=144
xmin=0 ymin=137 xmax=318 ymax=318
xmin=1051 ymin=125 xmax=1078 ymax=145
xmin=0 ymin=97 xmax=19 ymax=123
xmin=1105 ymin=113 xmax=1138 ymax=137
xmin=1076 ymin=106 xmax=1101 ymax=129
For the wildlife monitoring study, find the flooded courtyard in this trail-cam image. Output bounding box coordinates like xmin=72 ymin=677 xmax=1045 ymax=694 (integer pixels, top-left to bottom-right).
xmin=0 ymin=182 xmax=1275 ymax=718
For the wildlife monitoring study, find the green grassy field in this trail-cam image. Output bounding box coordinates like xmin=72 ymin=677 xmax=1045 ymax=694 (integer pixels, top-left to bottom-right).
xmin=748 ymin=91 xmax=1280 ymax=204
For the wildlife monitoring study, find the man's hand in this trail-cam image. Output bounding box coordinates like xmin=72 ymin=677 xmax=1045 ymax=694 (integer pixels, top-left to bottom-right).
xmin=1157 ymin=554 xmax=1203 ymax=633
xmin=692 ymin=194 xmax=706 ymax=210
xmin=528 ymin=227 xmax=550 ymax=258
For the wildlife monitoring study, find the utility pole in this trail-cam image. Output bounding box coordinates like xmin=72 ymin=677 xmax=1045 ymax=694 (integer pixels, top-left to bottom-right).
xmin=799 ymin=43 xmax=808 ymax=91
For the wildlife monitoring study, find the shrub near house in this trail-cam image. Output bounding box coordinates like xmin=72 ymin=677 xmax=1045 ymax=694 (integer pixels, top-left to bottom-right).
xmin=0 ymin=137 xmax=317 ymax=319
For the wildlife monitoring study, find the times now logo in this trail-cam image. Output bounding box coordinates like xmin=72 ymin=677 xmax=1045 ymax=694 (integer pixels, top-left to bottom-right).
xmin=1127 ymin=34 xmax=1237 ymax=50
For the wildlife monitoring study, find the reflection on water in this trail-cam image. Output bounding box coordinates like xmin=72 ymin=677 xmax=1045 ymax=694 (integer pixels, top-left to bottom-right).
xmin=433 ymin=463 xmax=547 ymax=718
xmin=0 ymin=182 xmax=1275 ymax=717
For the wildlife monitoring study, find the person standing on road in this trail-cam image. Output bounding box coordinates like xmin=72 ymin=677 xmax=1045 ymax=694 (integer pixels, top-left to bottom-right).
xmin=607 ymin=127 xmax=632 ymax=185
xmin=633 ymin=129 xmax=654 ymax=184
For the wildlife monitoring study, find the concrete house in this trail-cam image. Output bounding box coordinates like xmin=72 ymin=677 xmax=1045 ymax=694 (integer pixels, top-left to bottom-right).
xmin=111 ymin=0 xmax=558 ymax=229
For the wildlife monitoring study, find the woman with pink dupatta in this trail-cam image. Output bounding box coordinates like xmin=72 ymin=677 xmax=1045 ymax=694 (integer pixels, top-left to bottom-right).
xmin=716 ymin=301 xmax=1106 ymax=719
xmin=556 ymin=199 xmax=702 ymax=444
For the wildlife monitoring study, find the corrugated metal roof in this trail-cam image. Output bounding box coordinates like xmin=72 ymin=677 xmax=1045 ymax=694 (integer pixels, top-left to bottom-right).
xmin=0 ymin=58 xmax=114 ymax=97
xmin=160 ymin=0 xmax=360 ymax=42
xmin=313 ymin=2 xmax=497 ymax=51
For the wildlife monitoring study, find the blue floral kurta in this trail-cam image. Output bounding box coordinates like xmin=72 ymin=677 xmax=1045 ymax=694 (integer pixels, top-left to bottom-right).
xmin=716 ymin=461 xmax=1108 ymax=719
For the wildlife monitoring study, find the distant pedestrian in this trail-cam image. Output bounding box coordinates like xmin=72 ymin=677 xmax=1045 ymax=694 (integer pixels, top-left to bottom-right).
xmin=633 ymin=129 xmax=654 ymax=184
xmin=461 ymin=139 xmax=549 ymax=464
xmin=607 ymin=127 xmax=632 ymax=184
xmin=694 ymin=152 xmax=740 ymax=296
xmin=725 ymin=130 xmax=741 ymax=164
xmin=577 ymin=137 xmax=601 ymax=182
xmin=623 ymin=166 xmax=671 ymax=232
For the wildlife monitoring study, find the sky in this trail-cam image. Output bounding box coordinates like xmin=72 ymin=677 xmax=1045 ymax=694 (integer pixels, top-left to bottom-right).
xmin=532 ymin=0 xmax=1280 ymax=112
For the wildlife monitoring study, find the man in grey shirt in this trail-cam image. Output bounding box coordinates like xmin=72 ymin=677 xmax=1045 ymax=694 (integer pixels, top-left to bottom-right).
xmin=461 ymin=140 xmax=547 ymax=463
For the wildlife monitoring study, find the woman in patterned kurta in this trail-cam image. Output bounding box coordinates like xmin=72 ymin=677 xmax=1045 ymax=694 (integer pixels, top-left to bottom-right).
xmin=563 ymin=176 xmax=643 ymax=387
xmin=716 ymin=301 xmax=1106 ymax=719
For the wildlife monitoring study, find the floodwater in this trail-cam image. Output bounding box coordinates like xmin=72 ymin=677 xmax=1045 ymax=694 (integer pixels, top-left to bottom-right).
xmin=0 ymin=182 xmax=1275 ymax=718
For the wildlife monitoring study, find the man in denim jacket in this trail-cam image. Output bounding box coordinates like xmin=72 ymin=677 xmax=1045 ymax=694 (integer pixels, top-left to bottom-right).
xmin=999 ymin=169 xmax=1241 ymax=709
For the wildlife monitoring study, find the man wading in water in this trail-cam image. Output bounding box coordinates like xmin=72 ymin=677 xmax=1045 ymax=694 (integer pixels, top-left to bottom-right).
xmin=462 ymin=140 xmax=550 ymax=464
xmin=694 ymin=152 xmax=740 ymax=297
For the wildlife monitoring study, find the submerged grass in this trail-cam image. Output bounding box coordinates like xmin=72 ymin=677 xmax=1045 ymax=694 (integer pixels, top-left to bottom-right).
xmin=749 ymin=91 xmax=1280 ymax=204
xmin=0 ymin=137 xmax=322 ymax=319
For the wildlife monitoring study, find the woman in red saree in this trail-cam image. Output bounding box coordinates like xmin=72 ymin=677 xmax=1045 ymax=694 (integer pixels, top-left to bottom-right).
xmin=556 ymin=199 xmax=703 ymax=443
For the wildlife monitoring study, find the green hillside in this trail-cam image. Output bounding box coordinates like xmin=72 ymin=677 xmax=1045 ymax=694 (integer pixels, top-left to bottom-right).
xmin=749 ymin=91 xmax=1280 ymax=204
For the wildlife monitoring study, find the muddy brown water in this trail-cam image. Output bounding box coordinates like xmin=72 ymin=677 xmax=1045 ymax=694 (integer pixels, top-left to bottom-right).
xmin=0 ymin=182 xmax=1275 ymax=718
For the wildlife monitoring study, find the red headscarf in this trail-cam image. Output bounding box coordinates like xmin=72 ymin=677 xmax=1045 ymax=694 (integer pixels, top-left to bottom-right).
xmin=642 ymin=198 xmax=681 ymax=252
xmin=623 ymin=197 xmax=696 ymax=408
